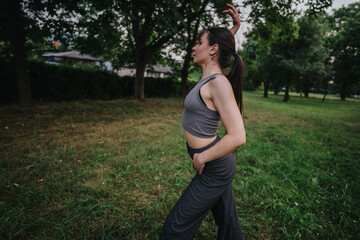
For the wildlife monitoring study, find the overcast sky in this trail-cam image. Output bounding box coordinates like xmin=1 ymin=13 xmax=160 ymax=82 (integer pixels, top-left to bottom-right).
xmin=234 ymin=0 xmax=359 ymax=49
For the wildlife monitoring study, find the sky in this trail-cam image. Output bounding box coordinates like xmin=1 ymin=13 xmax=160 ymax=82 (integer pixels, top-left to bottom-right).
xmin=234 ymin=0 xmax=360 ymax=49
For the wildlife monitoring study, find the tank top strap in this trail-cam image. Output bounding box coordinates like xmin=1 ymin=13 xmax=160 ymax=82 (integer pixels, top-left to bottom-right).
xmin=199 ymin=73 xmax=224 ymax=86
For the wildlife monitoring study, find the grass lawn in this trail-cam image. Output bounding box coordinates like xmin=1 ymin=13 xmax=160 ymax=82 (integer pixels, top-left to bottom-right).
xmin=1 ymin=92 xmax=359 ymax=239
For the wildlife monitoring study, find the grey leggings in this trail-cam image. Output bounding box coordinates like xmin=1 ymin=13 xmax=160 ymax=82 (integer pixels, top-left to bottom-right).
xmin=160 ymin=136 xmax=243 ymax=240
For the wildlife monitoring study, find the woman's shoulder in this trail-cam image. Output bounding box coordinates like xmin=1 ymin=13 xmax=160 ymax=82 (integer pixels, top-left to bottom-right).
xmin=209 ymin=74 xmax=232 ymax=92
xmin=207 ymin=74 xmax=235 ymax=101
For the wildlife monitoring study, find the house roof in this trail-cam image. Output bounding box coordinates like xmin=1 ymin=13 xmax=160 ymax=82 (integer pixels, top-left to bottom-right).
xmin=42 ymin=51 xmax=103 ymax=62
xmin=146 ymin=65 xmax=173 ymax=73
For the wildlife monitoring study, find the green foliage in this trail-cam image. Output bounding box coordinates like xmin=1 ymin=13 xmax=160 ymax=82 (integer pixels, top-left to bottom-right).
xmin=295 ymin=16 xmax=331 ymax=95
xmin=244 ymin=9 xmax=336 ymax=99
xmin=242 ymin=0 xmax=339 ymax=100
xmin=270 ymin=15 xmax=329 ymax=98
xmin=0 ymin=55 xmax=17 ymax=102
xmin=325 ymin=2 xmax=360 ymax=99
xmin=243 ymin=0 xmax=304 ymax=97
xmin=241 ymin=40 xmax=264 ymax=90
xmin=0 ymin=92 xmax=359 ymax=239
xmin=0 ymin=0 xmax=83 ymax=50
xmin=244 ymin=0 xmax=301 ymax=45
xmin=0 ymin=58 xmax=180 ymax=103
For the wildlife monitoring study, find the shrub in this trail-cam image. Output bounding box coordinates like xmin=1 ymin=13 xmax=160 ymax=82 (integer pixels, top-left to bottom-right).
xmin=0 ymin=58 xmax=180 ymax=103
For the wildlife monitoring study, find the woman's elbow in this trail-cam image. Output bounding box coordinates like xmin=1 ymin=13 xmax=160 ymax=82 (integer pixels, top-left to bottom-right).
xmin=234 ymin=134 xmax=246 ymax=147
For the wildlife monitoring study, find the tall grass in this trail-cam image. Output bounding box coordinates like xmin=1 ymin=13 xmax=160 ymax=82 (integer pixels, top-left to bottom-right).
xmin=1 ymin=92 xmax=359 ymax=239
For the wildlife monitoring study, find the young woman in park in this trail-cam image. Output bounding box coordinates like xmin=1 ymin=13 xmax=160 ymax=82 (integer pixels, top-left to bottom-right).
xmin=160 ymin=4 xmax=246 ymax=240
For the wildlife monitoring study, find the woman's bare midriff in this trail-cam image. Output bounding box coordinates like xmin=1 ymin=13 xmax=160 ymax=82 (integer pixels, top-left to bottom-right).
xmin=183 ymin=129 xmax=217 ymax=149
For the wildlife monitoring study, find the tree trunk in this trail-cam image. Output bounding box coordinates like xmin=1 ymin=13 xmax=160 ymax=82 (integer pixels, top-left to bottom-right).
xmin=131 ymin=0 xmax=208 ymax=100
xmin=339 ymin=81 xmax=346 ymax=100
xmin=180 ymin=35 xmax=194 ymax=98
xmin=340 ymin=91 xmax=346 ymax=101
xmin=134 ymin=49 xmax=150 ymax=100
xmin=322 ymin=80 xmax=328 ymax=102
xmin=274 ymin=87 xmax=279 ymax=95
xmin=304 ymin=87 xmax=309 ymax=98
xmin=283 ymin=84 xmax=290 ymax=102
xmin=263 ymin=81 xmax=269 ymax=98
xmin=8 ymin=0 xmax=32 ymax=105
xmin=181 ymin=18 xmax=201 ymax=98
xmin=180 ymin=54 xmax=192 ymax=98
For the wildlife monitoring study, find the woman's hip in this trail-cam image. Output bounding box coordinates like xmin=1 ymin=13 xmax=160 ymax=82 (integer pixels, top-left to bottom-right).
xmin=186 ymin=135 xmax=236 ymax=179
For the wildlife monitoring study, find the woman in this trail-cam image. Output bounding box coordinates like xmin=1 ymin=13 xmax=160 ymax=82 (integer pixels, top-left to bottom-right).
xmin=161 ymin=4 xmax=245 ymax=240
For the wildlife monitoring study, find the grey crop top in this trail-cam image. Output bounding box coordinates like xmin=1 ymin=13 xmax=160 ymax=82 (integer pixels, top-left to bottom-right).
xmin=182 ymin=73 xmax=223 ymax=138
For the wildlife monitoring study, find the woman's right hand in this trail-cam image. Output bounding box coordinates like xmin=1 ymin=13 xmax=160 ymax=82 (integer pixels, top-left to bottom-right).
xmin=222 ymin=3 xmax=241 ymax=36
xmin=193 ymin=153 xmax=205 ymax=175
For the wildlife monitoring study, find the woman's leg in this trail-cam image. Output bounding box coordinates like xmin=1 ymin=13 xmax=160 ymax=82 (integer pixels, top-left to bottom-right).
xmin=211 ymin=183 xmax=243 ymax=240
xmin=161 ymin=136 xmax=241 ymax=239
xmin=160 ymin=173 xmax=227 ymax=240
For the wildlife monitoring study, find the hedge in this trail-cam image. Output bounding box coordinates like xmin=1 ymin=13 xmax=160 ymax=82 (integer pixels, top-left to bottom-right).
xmin=1 ymin=58 xmax=181 ymax=103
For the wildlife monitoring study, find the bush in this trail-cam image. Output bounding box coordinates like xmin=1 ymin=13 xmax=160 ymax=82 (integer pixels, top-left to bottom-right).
xmin=1 ymin=58 xmax=180 ymax=103
xmin=145 ymin=77 xmax=180 ymax=98
xmin=0 ymin=58 xmax=18 ymax=103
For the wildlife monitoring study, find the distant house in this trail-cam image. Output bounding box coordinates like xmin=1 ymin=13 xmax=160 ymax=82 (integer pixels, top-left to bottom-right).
xmin=116 ymin=65 xmax=173 ymax=78
xmin=42 ymin=51 xmax=103 ymax=64
xmin=41 ymin=52 xmax=172 ymax=78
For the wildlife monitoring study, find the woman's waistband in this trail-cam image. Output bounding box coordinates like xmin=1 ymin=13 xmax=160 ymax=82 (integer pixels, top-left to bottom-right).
xmin=186 ymin=135 xmax=221 ymax=155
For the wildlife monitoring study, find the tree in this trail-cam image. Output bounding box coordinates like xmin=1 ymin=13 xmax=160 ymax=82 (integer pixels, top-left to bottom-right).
xmin=292 ymin=15 xmax=329 ymax=99
xmin=270 ymin=39 xmax=300 ymax=102
xmin=243 ymin=18 xmax=299 ymax=98
xmin=243 ymin=0 xmax=333 ymax=99
xmin=82 ymin=1 xmax=241 ymax=100
xmin=243 ymin=0 xmax=300 ymax=98
xmin=241 ymin=38 xmax=263 ymax=91
xmin=177 ymin=1 xmax=209 ymax=98
xmin=326 ymin=2 xmax=360 ymax=100
xmin=111 ymin=0 xmax=213 ymax=100
xmin=0 ymin=0 xmax=83 ymax=105
xmin=1 ymin=0 xmax=33 ymax=105
xmin=265 ymin=15 xmax=330 ymax=102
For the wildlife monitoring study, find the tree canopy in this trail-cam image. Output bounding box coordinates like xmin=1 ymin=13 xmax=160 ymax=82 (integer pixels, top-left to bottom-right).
xmin=241 ymin=0 xmax=360 ymax=101
xmin=1 ymin=0 xmax=359 ymax=103
xmin=325 ymin=2 xmax=360 ymax=100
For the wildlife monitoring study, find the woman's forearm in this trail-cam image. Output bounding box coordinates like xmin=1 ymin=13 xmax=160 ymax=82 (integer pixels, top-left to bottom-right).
xmin=229 ymin=25 xmax=240 ymax=36
xmin=223 ymin=3 xmax=241 ymax=36
xmin=199 ymin=133 xmax=246 ymax=164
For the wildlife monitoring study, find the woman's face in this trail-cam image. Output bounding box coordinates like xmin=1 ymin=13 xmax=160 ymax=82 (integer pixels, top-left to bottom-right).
xmin=192 ymin=31 xmax=212 ymax=66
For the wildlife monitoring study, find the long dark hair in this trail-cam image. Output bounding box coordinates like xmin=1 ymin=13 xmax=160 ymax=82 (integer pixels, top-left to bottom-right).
xmin=200 ymin=27 xmax=245 ymax=114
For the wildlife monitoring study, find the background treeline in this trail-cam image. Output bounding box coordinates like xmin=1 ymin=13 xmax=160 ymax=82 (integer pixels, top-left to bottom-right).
xmin=0 ymin=58 xmax=180 ymax=104
xmin=240 ymin=2 xmax=360 ymax=101
xmin=0 ymin=0 xmax=237 ymax=104
xmin=0 ymin=0 xmax=359 ymax=104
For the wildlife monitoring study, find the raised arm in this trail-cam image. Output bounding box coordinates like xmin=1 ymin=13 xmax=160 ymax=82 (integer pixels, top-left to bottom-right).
xmin=222 ymin=3 xmax=241 ymax=36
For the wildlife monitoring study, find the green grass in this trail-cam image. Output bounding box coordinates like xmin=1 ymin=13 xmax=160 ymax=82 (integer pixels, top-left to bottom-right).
xmin=1 ymin=92 xmax=359 ymax=239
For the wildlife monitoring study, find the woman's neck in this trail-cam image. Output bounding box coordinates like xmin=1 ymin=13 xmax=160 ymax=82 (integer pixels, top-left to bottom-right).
xmin=200 ymin=61 xmax=222 ymax=80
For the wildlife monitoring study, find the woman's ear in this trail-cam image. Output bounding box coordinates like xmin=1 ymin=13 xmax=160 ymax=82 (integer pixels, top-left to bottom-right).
xmin=210 ymin=44 xmax=219 ymax=56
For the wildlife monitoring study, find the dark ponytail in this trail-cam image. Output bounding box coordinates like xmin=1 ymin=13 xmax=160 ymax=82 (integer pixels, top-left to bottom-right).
xmin=227 ymin=52 xmax=244 ymax=115
xmin=204 ymin=28 xmax=245 ymax=115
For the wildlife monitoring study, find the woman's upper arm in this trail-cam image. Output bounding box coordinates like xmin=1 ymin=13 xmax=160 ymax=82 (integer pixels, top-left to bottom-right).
xmin=210 ymin=76 xmax=245 ymax=138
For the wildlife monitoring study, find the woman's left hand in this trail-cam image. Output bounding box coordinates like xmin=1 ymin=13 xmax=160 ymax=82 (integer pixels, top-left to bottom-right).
xmin=193 ymin=153 xmax=205 ymax=175
xmin=222 ymin=3 xmax=241 ymax=36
